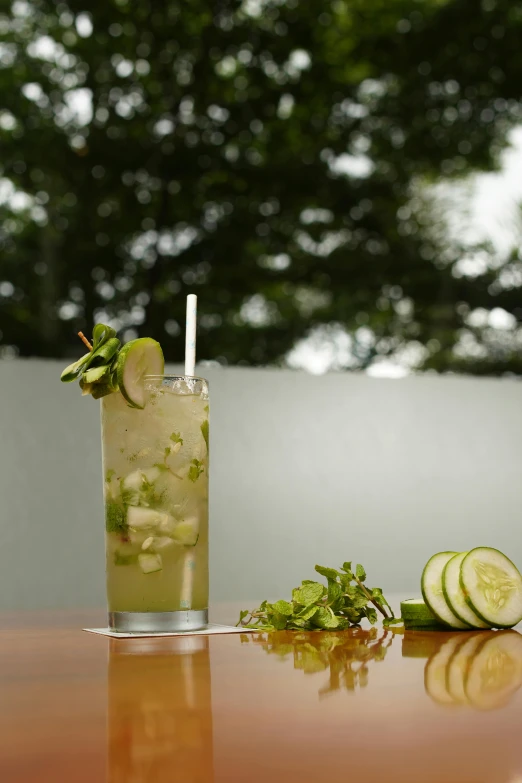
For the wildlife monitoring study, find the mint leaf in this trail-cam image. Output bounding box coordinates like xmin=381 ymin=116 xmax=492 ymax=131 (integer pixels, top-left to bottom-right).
xmin=164 ymin=446 xmax=171 ymax=458
xmin=341 ymin=562 xmax=353 ymax=578
xmin=327 ymin=580 xmax=342 ymax=604
xmin=356 ymin=564 xmax=367 ymax=582
xmin=312 ymin=607 xmax=339 ymax=629
xmin=365 ymin=607 xmax=378 ymax=625
xmin=295 ymin=581 xmax=324 ymax=605
xmin=237 ymin=610 xmax=249 ymax=626
xmin=296 ymin=604 xmax=319 ymax=621
xmin=270 ymin=612 xmax=287 ymax=630
xmin=105 ymin=503 xmax=127 ymax=534
xmin=273 ymin=600 xmax=293 ymax=616
xmin=188 ymin=459 xmax=204 ymax=482
xmin=344 ymin=607 xmax=363 ymax=624
xmin=200 ymin=419 xmax=209 ymax=451
xmin=287 ymin=619 xmax=307 ymax=629
xmin=170 ymin=432 xmax=183 ymax=445
xmin=315 ymin=565 xmax=339 ymax=581
xmin=153 ymin=462 xmax=169 ymax=472
xmin=105 ymin=469 xmax=116 ymax=483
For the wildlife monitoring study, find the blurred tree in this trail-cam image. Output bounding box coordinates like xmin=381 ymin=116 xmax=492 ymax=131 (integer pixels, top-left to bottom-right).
xmin=1 ymin=0 xmax=522 ymax=372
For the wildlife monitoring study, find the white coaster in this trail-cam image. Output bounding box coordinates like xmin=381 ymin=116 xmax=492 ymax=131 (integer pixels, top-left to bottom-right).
xmin=83 ymin=623 xmax=255 ymax=639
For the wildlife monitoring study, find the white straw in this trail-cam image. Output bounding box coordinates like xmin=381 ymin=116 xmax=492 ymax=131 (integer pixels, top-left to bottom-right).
xmin=184 ymin=293 xmax=197 ymax=377
xmin=181 ymin=294 xmax=198 ymax=611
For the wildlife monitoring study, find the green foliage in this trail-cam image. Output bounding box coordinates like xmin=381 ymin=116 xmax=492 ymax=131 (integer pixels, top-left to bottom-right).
xmin=237 ymin=560 xmax=395 ymax=631
xmin=1 ymin=1 xmax=522 ymax=373
xmin=105 ymin=502 xmax=127 ymax=534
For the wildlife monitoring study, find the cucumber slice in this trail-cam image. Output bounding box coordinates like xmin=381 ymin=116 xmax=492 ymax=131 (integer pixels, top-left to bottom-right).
xmin=122 ymin=468 xmax=161 ymax=505
xmin=127 ymin=506 xmax=168 ymax=530
xmin=117 ymin=338 xmax=164 ymax=409
xmin=442 ymin=552 xmax=490 ymax=629
xmin=421 ymin=552 xmax=471 ymax=630
xmin=465 ymin=631 xmax=522 ymax=710
xmin=424 ymin=636 xmax=464 ymax=706
xmin=401 ymin=598 xmax=437 ymax=622
xmin=460 ymin=547 xmax=522 ymax=629
xmin=446 ymin=633 xmax=485 ymax=703
xmin=138 ymin=553 xmax=163 ymax=574
xmin=171 ymin=516 xmax=199 ymax=546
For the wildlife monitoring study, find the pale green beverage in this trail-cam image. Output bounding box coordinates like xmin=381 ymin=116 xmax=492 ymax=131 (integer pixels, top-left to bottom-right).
xmin=101 ymin=375 xmax=209 ymax=631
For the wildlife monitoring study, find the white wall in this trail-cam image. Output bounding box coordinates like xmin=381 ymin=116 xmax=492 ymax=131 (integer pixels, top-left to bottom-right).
xmin=1 ymin=359 xmax=521 ymax=610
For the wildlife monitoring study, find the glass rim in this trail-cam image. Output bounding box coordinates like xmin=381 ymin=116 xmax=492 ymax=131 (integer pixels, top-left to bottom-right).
xmin=145 ymin=374 xmax=208 ymax=383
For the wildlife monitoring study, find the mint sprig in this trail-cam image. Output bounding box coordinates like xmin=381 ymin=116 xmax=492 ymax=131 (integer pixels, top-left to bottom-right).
xmin=238 ymin=562 xmax=396 ymax=631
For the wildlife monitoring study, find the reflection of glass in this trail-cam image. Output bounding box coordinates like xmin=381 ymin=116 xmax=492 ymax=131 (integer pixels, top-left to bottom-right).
xmin=241 ymin=627 xmax=393 ymax=698
xmin=107 ymin=636 xmax=214 ymax=783
xmin=413 ymin=630 xmax=522 ymax=711
xmin=102 ymin=376 xmax=209 ymax=632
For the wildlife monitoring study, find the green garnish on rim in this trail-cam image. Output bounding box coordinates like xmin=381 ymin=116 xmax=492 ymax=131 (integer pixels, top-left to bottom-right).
xmin=60 ymin=325 xmax=164 ymax=407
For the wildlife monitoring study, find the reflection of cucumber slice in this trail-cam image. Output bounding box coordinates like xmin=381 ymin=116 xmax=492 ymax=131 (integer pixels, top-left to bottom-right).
xmin=446 ymin=633 xmax=485 ymax=703
xmin=117 ymin=337 xmax=164 ymax=409
xmin=460 ymin=547 xmax=522 ymax=629
xmin=421 ymin=552 xmax=470 ymax=630
xmin=402 ymin=632 xmax=447 ymax=659
xmin=172 ymin=517 xmax=199 ymax=546
xmin=424 ymin=636 xmax=465 ymax=706
xmin=465 ymin=631 xmax=522 ymax=710
xmin=403 ymin=618 xmax=446 ymax=631
xmin=138 ymin=553 xmax=163 ymax=574
xmin=401 ymin=598 xmax=437 ymax=622
xmin=442 ymin=552 xmax=490 ymax=629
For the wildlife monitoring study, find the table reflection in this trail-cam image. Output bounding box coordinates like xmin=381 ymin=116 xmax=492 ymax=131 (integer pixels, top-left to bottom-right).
xmin=240 ymin=626 xmax=393 ymax=697
xmin=403 ymin=629 xmax=522 ymax=711
xmin=107 ymin=636 xmax=213 ymax=783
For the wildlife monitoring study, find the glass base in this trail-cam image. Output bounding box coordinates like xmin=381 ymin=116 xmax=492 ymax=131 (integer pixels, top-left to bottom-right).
xmin=108 ymin=609 xmax=208 ymax=633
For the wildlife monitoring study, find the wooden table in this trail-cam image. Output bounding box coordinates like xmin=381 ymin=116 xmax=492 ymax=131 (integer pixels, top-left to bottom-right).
xmin=1 ymin=608 xmax=521 ymax=782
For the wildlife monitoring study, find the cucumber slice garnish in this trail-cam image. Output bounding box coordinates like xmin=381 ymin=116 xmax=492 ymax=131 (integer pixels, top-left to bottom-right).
xmin=424 ymin=636 xmax=464 ymax=706
xmin=421 ymin=552 xmax=471 ymax=630
xmin=442 ymin=552 xmax=490 ymax=629
xmin=401 ymin=598 xmax=437 ymax=622
xmin=460 ymin=547 xmax=522 ymax=628
xmin=117 ymin=337 xmax=164 ymax=409
xmin=465 ymin=631 xmax=522 ymax=710
xmin=446 ymin=633 xmax=485 ymax=704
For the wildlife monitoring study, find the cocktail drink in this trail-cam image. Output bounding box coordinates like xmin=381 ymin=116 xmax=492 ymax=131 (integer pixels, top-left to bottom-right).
xmin=60 ymin=296 xmax=209 ymax=631
xmin=102 ymin=376 xmax=209 ymax=631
